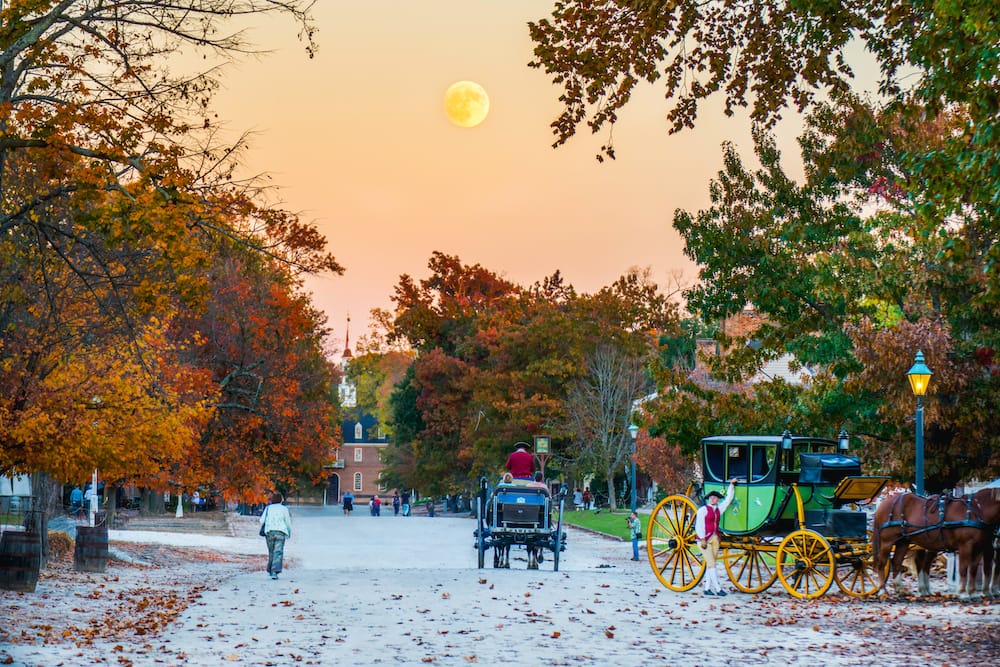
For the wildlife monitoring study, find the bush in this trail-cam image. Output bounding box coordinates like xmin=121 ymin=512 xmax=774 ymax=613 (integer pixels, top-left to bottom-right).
xmin=48 ymin=530 xmax=74 ymax=561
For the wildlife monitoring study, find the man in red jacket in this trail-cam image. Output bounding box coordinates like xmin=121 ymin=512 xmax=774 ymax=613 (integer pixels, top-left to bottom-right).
xmin=504 ymin=442 xmax=535 ymax=480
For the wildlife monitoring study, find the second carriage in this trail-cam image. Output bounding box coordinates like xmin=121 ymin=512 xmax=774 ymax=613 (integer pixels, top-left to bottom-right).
xmin=475 ymin=477 xmax=568 ymax=570
xmin=645 ymin=433 xmax=889 ymax=598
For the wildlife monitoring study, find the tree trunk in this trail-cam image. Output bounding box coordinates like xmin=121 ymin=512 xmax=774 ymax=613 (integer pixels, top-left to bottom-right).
xmin=605 ymin=474 xmax=617 ymax=512
xmin=141 ymin=487 xmax=164 ymax=515
xmin=29 ymin=472 xmax=60 ymax=569
xmin=104 ymin=481 xmax=118 ymax=529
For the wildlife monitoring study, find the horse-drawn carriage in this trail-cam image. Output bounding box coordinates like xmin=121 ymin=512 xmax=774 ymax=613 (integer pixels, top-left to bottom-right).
xmin=646 ymin=433 xmax=890 ymax=598
xmin=474 ymin=477 xmax=568 ymax=570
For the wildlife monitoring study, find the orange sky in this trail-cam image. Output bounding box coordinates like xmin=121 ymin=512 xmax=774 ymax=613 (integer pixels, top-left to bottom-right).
xmin=209 ymin=2 xmax=767 ymax=352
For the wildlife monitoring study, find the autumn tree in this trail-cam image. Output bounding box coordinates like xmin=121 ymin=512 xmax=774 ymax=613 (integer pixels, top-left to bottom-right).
xmin=564 ymin=345 xmax=647 ymax=510
xmin=1 ymin=1 xmax=345 ymax=507
xmin=167 ymin=245 xmax=340 ymax=503
xmin=530 ymin=2 xmax=1000 ymax=488
xmin=383 ymin=254 xmax=679 ymax=494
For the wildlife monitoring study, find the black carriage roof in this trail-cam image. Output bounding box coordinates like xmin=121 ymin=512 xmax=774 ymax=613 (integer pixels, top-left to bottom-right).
xmin=701 ymin=435 xmax=838 ymax=446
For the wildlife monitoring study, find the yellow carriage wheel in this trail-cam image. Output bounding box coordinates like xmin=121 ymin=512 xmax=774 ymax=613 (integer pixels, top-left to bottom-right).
xmin=646 ymin=495 xmax=704 ymax=592
xmin=776 ymin=529 xmax=835 ymax=599
xmin=833 ymin=535 xmax=881 ymax=598
xmin=723 ymin=538 xmax=778 ymax=594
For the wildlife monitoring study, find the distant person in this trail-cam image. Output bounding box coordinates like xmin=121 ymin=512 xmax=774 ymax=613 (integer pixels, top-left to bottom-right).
xmin=260 ymin=492 xmax=292 ymax=580
xmin=342 ymin=491 xmax=354 ymax=516
xmin=573 ymin=487 xmax=583 ymax=510
xmin=527 ymin=470 xmax=548 ymax=491
xmin=582 ymin=488 xmax=593 ymax=510
xmin=401 ymin=490 xmax=411 ymax=517
xmin=69 ymin=485 xmax=84 ymax=517
xmin=695 ymin=479 xmax=738 ymax=596
xmin=627 ymin=511 xmax=643 ymax=561
xmin=504 ymin=442 xmax=535 ymax=480
xmin=373 ymin=494 xmax=382 ymax=517
xmin=392 ymin=492 xmax=401 ymax=516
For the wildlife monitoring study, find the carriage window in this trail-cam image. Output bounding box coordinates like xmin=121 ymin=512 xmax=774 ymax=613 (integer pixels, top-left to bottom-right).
xmin=750 ymin=445 xmax=775 ymax=481
xmin=704 ymin=444 xmax=725 ymax=482
xmin=727 ymin=446 xmax=748 ymax=480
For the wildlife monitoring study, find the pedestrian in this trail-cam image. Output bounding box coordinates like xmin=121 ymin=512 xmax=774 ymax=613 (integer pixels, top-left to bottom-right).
xmin=504 ymin=442 xmax=535 ymax=480
xmin=342 ymin=491 xmax=354 ymax=516
xmin=401 ymin=490 xmax=411 ymax=516
xmin=426 ymin=498 xmax=435 ymax=517
xmin=373 ymin=494 xmax=381 ymax=516
xmin=69 ymin=485 xmax=83 ymax=517
xmin=573 ymin=487 xmax=583 ymax=510
xmin=392 ymin=492 xmax=401 ymax=516
xmin=627 ymin=511 xmax=643 ymax=560
xmin=695 ymin=479 xmax=738 ymax=596
xmin=260 ymin=492 xmax=292 ymax=580
xmin=582 ymin=488 xmax=593 ymax=510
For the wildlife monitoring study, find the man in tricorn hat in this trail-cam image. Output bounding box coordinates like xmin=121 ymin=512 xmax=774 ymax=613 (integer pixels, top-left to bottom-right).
xmin=695 ymin=478 xmax=738 ymax=596
xmin=504 ymin=442 xmax=535 ymax=481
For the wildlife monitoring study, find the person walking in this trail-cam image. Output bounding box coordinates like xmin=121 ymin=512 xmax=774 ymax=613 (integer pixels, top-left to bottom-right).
xmin=373 ymin=494 xmax=382 ymax=516
xmin=695 ymin=479 xmax=738 ymax=596
xmin=627 ymin=511 xmax=643 ymax=561
xmin=401 ymin=490 xmax=411 ymax=517
xmin=392 ymin=492 xmax=401 ymax=516
xmin=260 ymin=492 xmax=292 ymax=580
xmin=582 ymin=488 xmax=593 ymax=510
xmin=69 ymin=485 xmax=84 ymax=517
xmin=342 ymin=491 xmax=354 ymax=516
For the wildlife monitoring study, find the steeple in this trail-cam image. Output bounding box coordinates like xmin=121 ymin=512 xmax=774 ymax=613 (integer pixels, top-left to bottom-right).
xmin=342 ymin=314 xmax=353 ymax=359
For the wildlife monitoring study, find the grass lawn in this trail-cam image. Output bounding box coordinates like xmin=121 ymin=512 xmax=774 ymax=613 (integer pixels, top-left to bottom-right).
xmin=559 ymin=509 xmax=633 ymax=540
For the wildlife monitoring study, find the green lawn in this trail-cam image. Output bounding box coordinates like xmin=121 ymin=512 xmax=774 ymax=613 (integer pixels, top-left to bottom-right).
xmin=559 ymin=509 xmax=634 ymax=540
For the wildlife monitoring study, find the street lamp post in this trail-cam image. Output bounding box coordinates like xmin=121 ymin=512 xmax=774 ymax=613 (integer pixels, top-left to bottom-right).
xmin=628 ymin=424 xmax=639 ymax=513
xmin=907 ymin=350 xmax=933 ymax=496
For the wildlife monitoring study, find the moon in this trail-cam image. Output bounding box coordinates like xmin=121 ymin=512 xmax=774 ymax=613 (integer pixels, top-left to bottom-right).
xmin=443 ymin=81 xmax=490 ymax=128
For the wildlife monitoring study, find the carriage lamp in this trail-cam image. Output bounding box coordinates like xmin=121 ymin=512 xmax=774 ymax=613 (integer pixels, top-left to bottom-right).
xmin=781 ymin=429 xmax=792 ymax=451
xmin=907 ymin=350 xmax=933 ymax=496
xmin=838 ymin=429 xmax=850 ymax=452
xmin=628 ymin=424 xmax=639 ymax=513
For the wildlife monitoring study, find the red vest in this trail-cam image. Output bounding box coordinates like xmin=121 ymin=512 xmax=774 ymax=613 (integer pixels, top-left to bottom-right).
xmin=705 ymin=505 xmax=721 ymax=538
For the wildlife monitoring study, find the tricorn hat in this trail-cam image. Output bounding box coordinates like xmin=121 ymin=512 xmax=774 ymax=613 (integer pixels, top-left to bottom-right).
xmin=514 ymin=442 xmax=530 ymax=450
xmin=706 ymin=491 xmax=723 ymax=500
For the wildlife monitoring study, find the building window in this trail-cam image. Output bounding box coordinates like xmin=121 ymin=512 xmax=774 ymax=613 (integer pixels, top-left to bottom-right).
xmin=354 ymin=423 xmax=363 ymax=440
xmin=354 ymin=447 xmax=363 ymax=462
xmin=354 ymin=472 xmax=362 ymax=492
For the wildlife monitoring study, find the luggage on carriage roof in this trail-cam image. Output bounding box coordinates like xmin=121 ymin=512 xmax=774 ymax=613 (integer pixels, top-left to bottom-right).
xmin=798 ymin=453 xmax=861 ymax=484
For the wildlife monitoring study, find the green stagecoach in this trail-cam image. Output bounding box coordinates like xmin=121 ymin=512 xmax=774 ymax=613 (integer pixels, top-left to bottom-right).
xmin=645 ymin=433 xmax=889 ymax=598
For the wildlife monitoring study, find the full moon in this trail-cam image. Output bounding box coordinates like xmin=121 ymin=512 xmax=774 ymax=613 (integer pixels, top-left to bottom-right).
xmin=443 ymin=80 xmax=490 ymax=128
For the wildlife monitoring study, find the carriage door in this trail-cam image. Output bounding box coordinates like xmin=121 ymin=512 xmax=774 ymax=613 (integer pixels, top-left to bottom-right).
xmin=721 ymin=444 xmax=750 ymax=533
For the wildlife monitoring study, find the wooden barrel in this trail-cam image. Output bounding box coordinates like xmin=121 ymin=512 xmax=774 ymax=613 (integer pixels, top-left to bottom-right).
xmin=0 ymin=530 xmax=41 ymax=592
xmin=74 ymin=525 xmax=109 ymax=572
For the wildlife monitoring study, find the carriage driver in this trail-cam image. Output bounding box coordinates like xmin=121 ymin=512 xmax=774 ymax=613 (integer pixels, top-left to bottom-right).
xmin=695 ymin=479 xmax=738 ymax=596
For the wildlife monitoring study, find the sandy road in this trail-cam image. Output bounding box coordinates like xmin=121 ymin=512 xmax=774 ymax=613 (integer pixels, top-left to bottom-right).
xmin=5 ymin=506 xmax=998 ymax=666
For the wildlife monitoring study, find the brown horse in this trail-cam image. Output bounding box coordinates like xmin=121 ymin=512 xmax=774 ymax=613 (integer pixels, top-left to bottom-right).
xmin=873 ymin=487 xmax=1000 ymax=598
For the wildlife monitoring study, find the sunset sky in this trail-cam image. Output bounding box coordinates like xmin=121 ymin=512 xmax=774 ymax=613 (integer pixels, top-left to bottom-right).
xmin=210 ymin=1 xmax=772 ymax=352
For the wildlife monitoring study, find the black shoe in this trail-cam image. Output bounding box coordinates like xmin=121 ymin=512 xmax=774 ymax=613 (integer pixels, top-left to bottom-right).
xmin=631 ymin=557 xmax=640 ymax=561
xmin=703 ymin=590 xmax=716 ymax=596
xmin=716 ymin=590 xmax=727 ymax=597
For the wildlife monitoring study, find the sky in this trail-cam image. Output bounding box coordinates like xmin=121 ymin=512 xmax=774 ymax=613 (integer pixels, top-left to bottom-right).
xmin=209 ymin=1 xmax=766 ymax=353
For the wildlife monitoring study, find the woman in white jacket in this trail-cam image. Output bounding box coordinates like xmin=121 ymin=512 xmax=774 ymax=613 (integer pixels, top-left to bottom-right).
xmin=260 ymin=492 xmax=292 ymax=580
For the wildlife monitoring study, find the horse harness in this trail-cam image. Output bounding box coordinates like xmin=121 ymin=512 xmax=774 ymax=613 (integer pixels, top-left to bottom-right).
xmin=880 ymin=492 xmax=992 ymax=550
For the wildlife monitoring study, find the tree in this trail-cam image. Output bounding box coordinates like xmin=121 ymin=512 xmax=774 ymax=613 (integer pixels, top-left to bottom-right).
xmin=564 ymin=344 xmax=647 ymax=511
xmin=382 ymin=254 xmax=679 ymax=493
